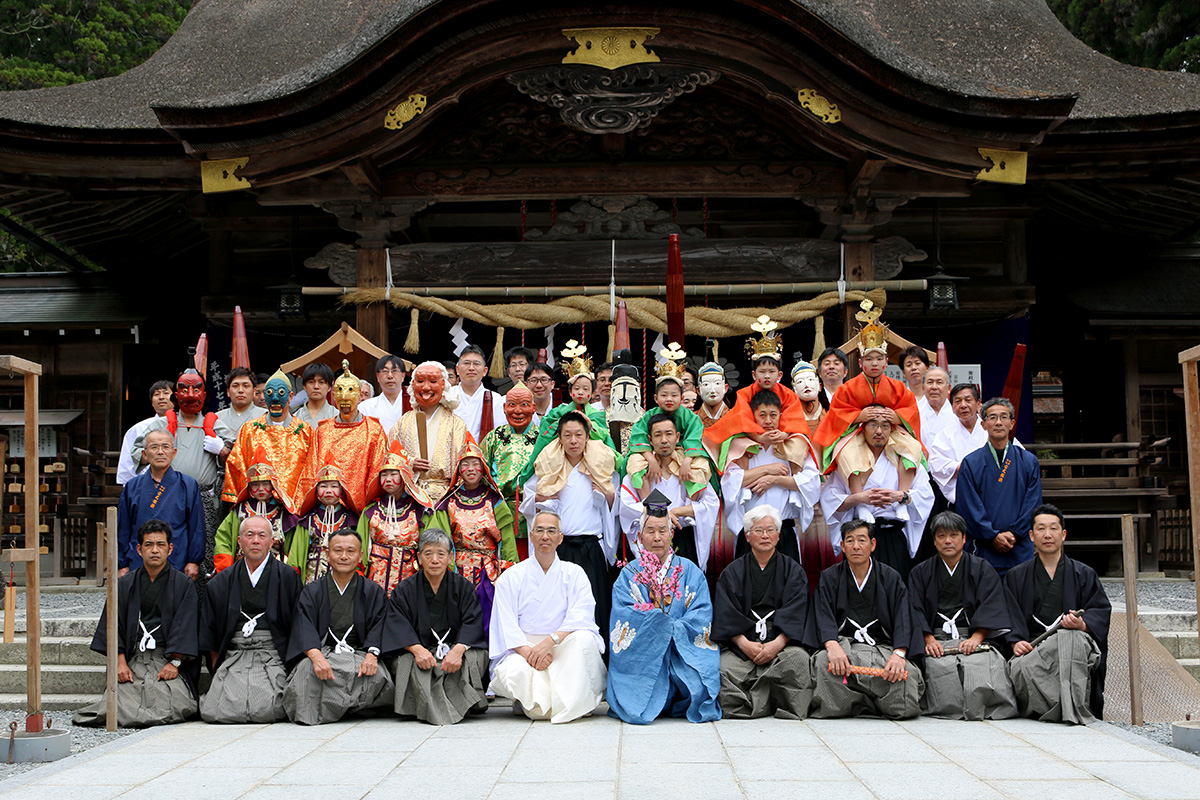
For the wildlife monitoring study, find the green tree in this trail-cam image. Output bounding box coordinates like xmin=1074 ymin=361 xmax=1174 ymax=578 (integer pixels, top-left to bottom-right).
xmin=1050 ymin=0 xmax=1200 ymax=72
xmin=0 ymin=0 xmax=189 ymax=90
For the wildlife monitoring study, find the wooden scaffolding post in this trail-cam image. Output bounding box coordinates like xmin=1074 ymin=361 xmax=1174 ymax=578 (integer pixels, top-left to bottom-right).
xmin=0 ymin=356 xmax=43 ymax=732
xmin=1179 ymin=344 xmax=1200 ymax=665
xmin=1121 ymin=513 xmax=1143 ymax=726
xmin=105 ymin=505 xmax=118 ymax=731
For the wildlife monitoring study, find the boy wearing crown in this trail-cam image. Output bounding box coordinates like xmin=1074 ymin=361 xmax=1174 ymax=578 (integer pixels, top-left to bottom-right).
xmin=703 ymin=316 xmax=817 ymax=466
xmin=518 ymin=341 xmax=620 ymax=487
xmin=626 ymin=343 xmax=710 ymax=501
xmin=213 ymin=446 xmax=299 ymax=572
xmin=310 ymin=360 xmax=390 ymax=515
xmin=287 ymin=455 xmax=359 ymax=584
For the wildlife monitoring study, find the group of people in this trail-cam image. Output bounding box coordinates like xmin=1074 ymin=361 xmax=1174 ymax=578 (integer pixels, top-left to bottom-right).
xmin=87 ymin=299 xmax=1108 ymax=728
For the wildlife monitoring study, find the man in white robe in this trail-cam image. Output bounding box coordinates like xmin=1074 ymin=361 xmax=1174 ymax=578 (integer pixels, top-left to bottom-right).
xmin=449 ymin=345 xmax=505 ymax=442
xmin=928 ymin=383 xmax=986 ymax=504
xmin=720 ymin=391 xmax=820 ymax=562
xmin=822 ymin=417 xmax=934 ymax=581
xmin=489 ymin=510 xmax=606 ymax=723
xmin=618 ymin=413 xmax=719 ymax=571
xmin=117 ymin=380 xmax=173 ymax=485
xmin=359 ymin=355 xmax=409 ymax=434
xmin=917 ymin=367 xmax=954 ymax=445
xmin=520 ymin=410 xmax=619 ymax=633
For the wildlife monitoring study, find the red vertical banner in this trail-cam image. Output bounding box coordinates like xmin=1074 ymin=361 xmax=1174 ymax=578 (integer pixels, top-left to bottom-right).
xmin=1002 ymin=343 xmax=1027 ymax=418
xmin=666 ymin=233 xmax=684 ymax=346
xmin=615 ymin=301 xmax=630 ymax=352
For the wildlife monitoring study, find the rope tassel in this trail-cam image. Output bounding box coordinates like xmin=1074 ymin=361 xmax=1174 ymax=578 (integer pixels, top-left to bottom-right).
xmin=404 ymin=307 xmax=420 ymax=353
xmin=490 ymin=326 xmax=506 ymax=379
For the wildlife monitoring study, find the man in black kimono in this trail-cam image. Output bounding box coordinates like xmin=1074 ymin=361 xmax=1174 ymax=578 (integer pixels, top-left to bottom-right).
xmin=1005 ymin=504 xmax=1111 ymax=724
xmin=712 ymin=504 xmax=815 ymax=719
xmin=283 ymin=529 xmax=394 ymax=725
xmin=811 ymin=519 xmax=924 ymax=719
xmin=385 ymin=528 xmax=490 ymax=725
xmin=74 ymin=520 xmax=199 ymax=728
xmin=908 ymin=510 xmax=1018 ymax=719
xmin=199 ymin=514 xmax=301 ymax=723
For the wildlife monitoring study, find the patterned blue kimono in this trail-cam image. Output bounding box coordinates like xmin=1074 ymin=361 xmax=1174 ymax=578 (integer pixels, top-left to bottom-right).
xmin=606 ymin=553 xmax=721 ymax=724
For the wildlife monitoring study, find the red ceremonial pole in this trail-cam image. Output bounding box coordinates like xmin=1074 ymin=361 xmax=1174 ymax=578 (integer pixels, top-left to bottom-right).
xmin=1002 ymin=343 xmax=1027 ymax=419
xmin=666 ymin=234 xmax=685 ymax=345
xmin=232 ymin=305 xmax=251 ymax=370
xmin=194 ymin=334 xmax=208 ymax=379
xmin=936 ymin=341 xmax=948 ymax=370
xmin=614 ymin=301 xmax=630 ymax=352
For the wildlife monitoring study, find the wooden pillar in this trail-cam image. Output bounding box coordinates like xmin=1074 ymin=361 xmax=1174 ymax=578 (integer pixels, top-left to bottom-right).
xmin=356 ymin=247 xmax=389 ymax=351
xmin=1125 ymin=338 xmax=1156 ymax=571
xmin=24 ymin=369 xmax=41 ymax=730
xmin=841 ymin=242 xmax=874 ymax=371
xmin=1004 ymin=220 xmax=1028 ymax=285
xmin=1180 ymin=351 xmax=1200 ymax=660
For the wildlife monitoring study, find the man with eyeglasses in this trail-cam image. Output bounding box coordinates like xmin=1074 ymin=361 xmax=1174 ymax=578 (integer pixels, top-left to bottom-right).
xmin=956 ymin=397 xmax=1041 ymax=576
xmin=117 ymin=430 xmax=204 ymax=579
xmin=524 ymin=362 xmax=556 ymax=423
xmin=359 ymin=355 xmax=411 ymax=435
xmin=449 ymin=344 xmax=505 ymax=442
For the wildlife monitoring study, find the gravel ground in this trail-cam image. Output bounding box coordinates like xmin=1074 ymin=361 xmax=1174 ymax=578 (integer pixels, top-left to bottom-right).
xmin=1101 ymin=578 xmax=1197 ymax=612
xmin=0 ymin=708 xmax=134 ymax=781
xmin=1108 ymin=720 xmax=1176 ymax=746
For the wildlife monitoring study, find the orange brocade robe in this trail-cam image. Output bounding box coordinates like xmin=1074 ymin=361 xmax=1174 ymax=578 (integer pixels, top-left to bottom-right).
xmin=310 ymin=415 xmax=390 ymax=514
xmin=220 ymin=417 xmax=312 ymax=512
xmin=813 ymin=374 xmax=922 ymax=469
xmin=702 ymin=383 xmax=812 ymax=460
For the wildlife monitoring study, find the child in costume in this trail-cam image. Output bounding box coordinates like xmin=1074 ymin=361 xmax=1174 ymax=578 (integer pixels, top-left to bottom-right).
xmin=815 ymin=299 xmax=923 ymax=522
xmin=286 ymin=453 xmax=359 ymax=584
xmin=625 ymin=342 xmax=710 ymax=500
xmin=428 ymin=442 xmax=516 ymax=629
xmin=213 ymin=445 xmax=298 ymax=572
xmin=357 ymin=440 xmax=433 ymax=595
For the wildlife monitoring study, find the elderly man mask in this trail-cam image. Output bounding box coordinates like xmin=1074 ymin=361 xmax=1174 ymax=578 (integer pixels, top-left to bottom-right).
xmin=504 ymin=383 xmax=535 ymax=431
xmin=411 ymin=364 xmax=446 ymax=412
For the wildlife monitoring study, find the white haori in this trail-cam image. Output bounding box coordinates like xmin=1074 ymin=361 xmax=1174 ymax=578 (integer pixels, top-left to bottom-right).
xmin=821 ymin=458 xmax=935 ymax=557
xmin=917 ymin=396 xmax=955 ymax=445
xmin=720 ymin=445 xmax=820 ymax=535
xmin=449 ymin=384 xmax=505 ymax=443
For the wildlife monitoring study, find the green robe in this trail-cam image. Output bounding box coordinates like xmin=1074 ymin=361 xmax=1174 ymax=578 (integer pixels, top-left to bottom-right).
xmin=517 ymin=401 xmax=621 ymax=486
xmin=626 ymin=405 xmax=714 ymax=492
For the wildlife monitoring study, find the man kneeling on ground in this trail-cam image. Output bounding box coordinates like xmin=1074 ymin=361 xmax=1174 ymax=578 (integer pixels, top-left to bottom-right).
xmin=1005 ymin=503 xmax=1110 ymax=724
xmin=712 ymin=504 xmax=815 ymax=719
xmin=908 ymin=511 xmax=1018 ymax=720
xmin=75 ymin=520 xmax=199 ymax=727
xmin=283 ymin=528 xmax=394 ymax=725
xmin=810 ymin=519 xmax=924 ymax=719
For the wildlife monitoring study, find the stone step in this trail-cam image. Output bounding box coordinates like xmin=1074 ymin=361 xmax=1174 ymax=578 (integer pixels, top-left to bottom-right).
xmin=1113 ymin=608 xmax=1198 ymax=632
xmin=0 ymin=664 xmax=106 ymax=695
xmin=0 ymin=637 xmax=103 ymax=666
xmin=0 ymin=693 xmax=101 ymax=712
xmin=13 ymin=617 xmax=98 ymax=638
xmin=1180 ymin=659 xmax=1200 ymax=682
xmin=1150 ymin=631 xmax=1200 ymax=660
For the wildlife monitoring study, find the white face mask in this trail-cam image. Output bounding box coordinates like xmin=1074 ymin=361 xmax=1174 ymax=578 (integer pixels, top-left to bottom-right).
xmin=793 ymin=371 xmax=821 ymax=401
xmin=698 ymin=374 xmax=726 ymax=405
xmin=608 ymin=377 xmax=643 ymax=424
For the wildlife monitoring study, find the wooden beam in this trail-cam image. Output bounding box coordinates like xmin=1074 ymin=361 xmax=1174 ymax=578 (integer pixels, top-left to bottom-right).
xmin=24 ymin=370 xmax=41 ymax=730
xmin=1178 ymin=343 xmax=1200 ymax=364
xmin=1121 ymin=513 xmax=1143 ymax=726
xmin=341 ymin=158 xmax=383 ymax=200
xmin=847 ymin=155 xmax=887 ymax=195
xmin=0 ymin=355 xmax=43 ymax=376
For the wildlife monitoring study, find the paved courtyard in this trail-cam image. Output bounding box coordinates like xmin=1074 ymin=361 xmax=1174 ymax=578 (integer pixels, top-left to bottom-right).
xmin=1 ymin=710 xmax=1197 ymax=800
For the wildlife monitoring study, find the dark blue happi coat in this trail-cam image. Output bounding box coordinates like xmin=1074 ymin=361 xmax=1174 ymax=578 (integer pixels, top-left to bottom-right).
xmin=955 ymin=444 xmax=1041 ymax=575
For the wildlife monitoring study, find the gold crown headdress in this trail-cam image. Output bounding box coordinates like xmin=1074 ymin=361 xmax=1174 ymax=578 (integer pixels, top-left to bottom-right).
xmin=655 ymin=342 xmax=688 ymax=386
xmin=560 ymin=340 xmax=594 ymax=384
xmin=333 ymin=358 xmax=360 ymax=393
xmin=745 ymin=315 xmax=782 ymax=361
xmin=856 ymin=299 xmax=889 ymax=356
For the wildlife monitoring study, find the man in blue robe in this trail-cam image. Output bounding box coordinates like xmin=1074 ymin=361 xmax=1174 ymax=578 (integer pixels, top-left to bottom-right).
xmin=118 ymin=429 xmax=204 ymax=578
xmin=955 ymin=398 xmax=1041 ymax=576
xmin=606 ymin=490 xmax=721 ymax=724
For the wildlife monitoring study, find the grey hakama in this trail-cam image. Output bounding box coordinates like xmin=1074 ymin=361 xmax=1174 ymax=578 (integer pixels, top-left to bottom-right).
xmin=1008 ymin=629 xmax=1101 ymax=724
xmin=284 ymin=648 xmax=395 ymax=725
xmin=718 ymin=647 xmax=813 ymax=720
xmin=282 ymin=572 xmax=395 ymax=725
xmin=385 ymin=570 xmax=489 ymax=725
xmin=200 ymin=629 xmax=288 ymax=723
xmin=74 ymin=650 xmax=197 ymax=728
xmin=922 ymin=645 xmax=1016 ymax=720
xmin=811 ymin=638 xmax=923 ymax=719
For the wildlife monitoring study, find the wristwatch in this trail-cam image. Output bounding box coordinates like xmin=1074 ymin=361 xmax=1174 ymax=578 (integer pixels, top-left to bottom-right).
xmin=549 ymin=633 xmax=562 ymax=645
xmin=367 ymin=647 xmax=380 ymax=657
xmin=169 ymin=658 xmax=182 ymax=668
xmin=901 ymin=491 xmax=910 ymax=505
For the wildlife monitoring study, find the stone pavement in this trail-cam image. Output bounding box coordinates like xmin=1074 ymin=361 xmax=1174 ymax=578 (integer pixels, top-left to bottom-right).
xmin=2 ymin=710 xmax=1199 ymax=800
